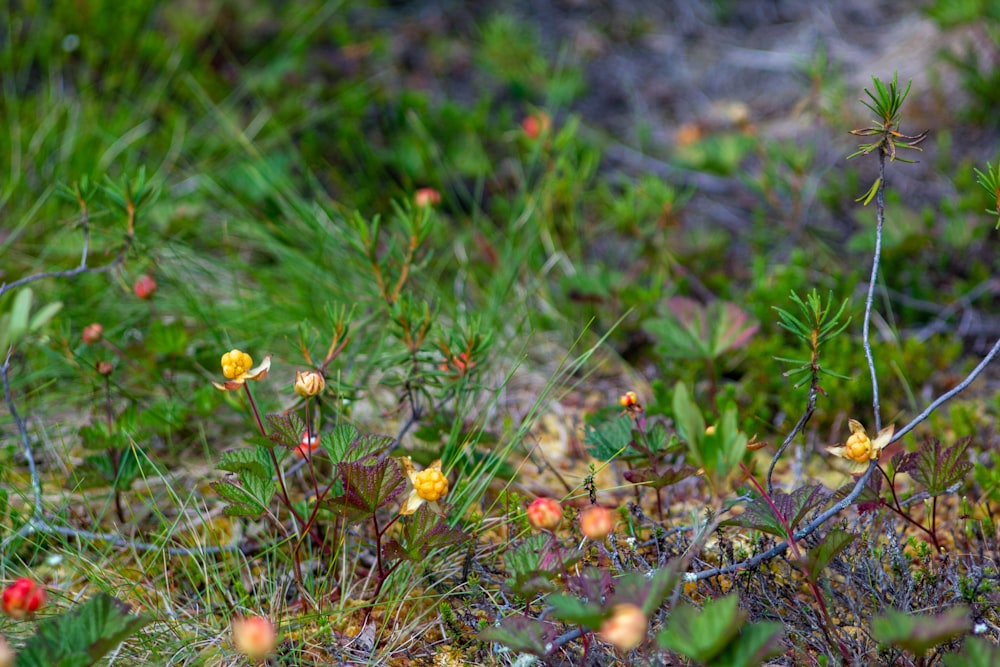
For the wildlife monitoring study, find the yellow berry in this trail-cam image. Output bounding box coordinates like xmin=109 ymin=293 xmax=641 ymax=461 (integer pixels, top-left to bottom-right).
xmin=844 ymin=431 xmax=872 ymax=463
xmin=414 ymin=468 xmax=449 ymax=502
xmin=221 ymin=350 xmax=252 ymax=379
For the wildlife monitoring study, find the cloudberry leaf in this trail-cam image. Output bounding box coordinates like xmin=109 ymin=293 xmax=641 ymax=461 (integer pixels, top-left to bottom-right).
xmin=723 ymin=486 xmax=827 ymax=539
xmin=943 ymin=637 xmax=1000 ymax=667
xmin=800 ymin=529 xmax=855 ymax=581
xmin=897 ymin=437 xmax=973 ymax=496
xmin=326 ymin=456 xmax=405 ymax=522
xmin=217 ymin=445 xmax=273 ymax=481
xmin=382 ymin=504 xmax=469 ymax=562
xmin=623 ymin=462 xmax=698 ymax=489
xmin=585 ymin=415 xmax=637 ymax=461
xmin=872 ymin=606 xmax=971 ymax=655
xmin=478 ymin=615 xmax=557 ymax=657
xmin=15 ymin=593 xmax=150 ymax=667
xmin=321 ymin=424 xmax=394 ymax=464
xmin=212 ymin=472 xmax=275 ymax=519
xmin=657 ymin=594 xmax=745 ymax=662
xmin=265 ymin=412 xmax=305 ymax=450
xmin=503 ymin=533 xmax=570 ymax=598
xmin=709 ymin=620 xmax=784 ymax=667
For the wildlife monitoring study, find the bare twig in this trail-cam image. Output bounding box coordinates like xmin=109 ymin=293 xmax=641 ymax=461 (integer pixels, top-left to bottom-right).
xmin=862 ymin=152 xmax=888 ymax=431
xmin=1 ymin=352 xmax=238 ymax=557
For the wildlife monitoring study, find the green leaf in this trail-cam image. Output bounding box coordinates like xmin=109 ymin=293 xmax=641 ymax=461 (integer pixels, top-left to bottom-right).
xmin=856 ymin=177 xmax=881 ymax=205
xmin=478 ymin=616 xmax=557 ymax=657
xmin=724 ymin=484 xmax=829 ymax=538
xmin=709 ymin=621 xmax=784 ymax=667
xmin=381 ymin=504 xmax=470 ymax=562
xmin=943 ymin=637 xmax=1000 ymax=667
xmin=584 ymin=415 xmax=637 ymax=461
xmin=29 ymin=300 xmax=62 ymax=333
xmin=672 ymin=382 xmax=705 ymax=468
xmin=321 ymin=424 xmax=394 ymax=463
xmin=15 ymin=593 xmax=151 ymax=667
xmin=217 ymin=446 xmax=272 ymax=481
xmin=801 ymin=529 xmax=855 ymax=581
xmin=657 ymin=594 xmax=745 ymax=662
xmin=503 ymin=533 xmax=569 ymax=599
xmin=640 ymin=566 xmax=680 ymax=618
xmin=211 ymin=454 xmax=276 ymax=519
xmin=325 ymin=456 xmax=405 ymax=522
xmin=111 ymin=446 xmax=143 ymax=491
xmin=623 ymin=462 xmax=698 ymax=490
xmin=896 ymin=437 xmax=974 ymax=497
xmin=265 ymin=412 xmax=305 ymax=450
xmin=871 ymin=606 xmax=971 ymax=655
xmin=8 ymin=288 xmax=33 ymax=347
xmin=547 ymin=593 xmax=605 ymax=628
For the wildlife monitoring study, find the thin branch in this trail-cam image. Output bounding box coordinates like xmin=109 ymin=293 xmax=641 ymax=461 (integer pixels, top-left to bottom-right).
xmin=893 ymin=332 xmax=1000 ymax=442
xmin=767 ymin=375 xmax=819 ymax=496
xmin=2 ymin=348 xmax=43 ymax=519
xmin=2 ymin=331 xmax=238 ymax=559
xmin=862 ymin=152 xmax=888 ymax=431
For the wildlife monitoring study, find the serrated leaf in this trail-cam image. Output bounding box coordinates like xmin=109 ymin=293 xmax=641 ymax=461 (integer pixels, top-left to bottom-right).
xmin=503 ymin=533 xmax=568 ymax=598
xmin=111 ymin=446 xmax=143 ymax=491
xmin=382 ymin=503 xmax=470 ymax=562
xmin=774 ymin=485 xmax=829 ymax=533
xmin=265 ymin=412 xmax=305 ymax=450
xmin=478 ymin=616 xmax=557 ymax=657
xmin=321 ymin=424 xmax=394 ymax=463
xmin=211 ymin=472 xmax=274 ymax=519
xmin=708 ymin=621 xmax=784 ymax=667
xmin=547 ymin=593 xmax=606 ymax=628
xmin=584 ymin=415 xmax=637 ymax=461
xmin=623 ymin=462 xmax=698 ymax=489
xmin=943 ymin=637 xmax=1000 ymax=667
xmin=898 ymin=437 xmax=974 ymax=497
xmin=721 ymin=496 xmax=788 ymax=539
xmin=657 ymin=594 xmax=745 ymax=662
xmin=800 ymin=529 xmax=855 ymax=581
xmin=15 ymin=593 xmax=151 ymax=667
xmin=872 ymin=606 xmax=971 ymax=655
xmin=326 ymin=457 xmax=405 ymax=522
xmin=217 ymin=446 xmax=273 ymax=480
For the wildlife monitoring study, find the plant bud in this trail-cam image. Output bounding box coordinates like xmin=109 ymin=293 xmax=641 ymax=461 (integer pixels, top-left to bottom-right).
xmin=232 ymin=615 xmax=276 ymax=660
xmin=414 ymin=187 xmax=441 ymax=208
xmin=82 ymin=323 xmax=103 ymax=344
xmin=133 ymin=274 xmax=157 ymax=299
xmin=2 ymin=577 xmax=46 ymax=619
xmin=294 ymin=370 xmax=325 ymax=398
xmin=580 ymin=506 xmax=614 ymax=541
xmin=96 ymin=360 xmax=114 ymax=376
xmin=526 ymin=497 xmax=562 ymax=532
xmin=599 ymin=603 xmax=647 ymax=652
xmin=522 ymin=111 xmax=551 ymax=139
